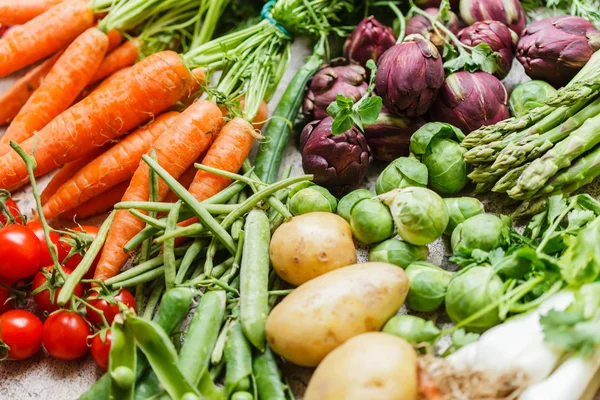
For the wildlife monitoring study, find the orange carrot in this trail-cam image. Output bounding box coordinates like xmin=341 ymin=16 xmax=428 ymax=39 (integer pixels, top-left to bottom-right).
xmin=89 ymin=39 xmax=139 ymax=85
xmin=0 ymin=27 xmax=109 ymax=156
xmin=42 ymin=111 xmax=179 ymax=219
xmin=60 ymin=181 xmax=129 ymax=220
xmin=163 ymin=161 xmax=202 ymax=203
xmin=0 ymin=51 xmax=202 ymax=191
xmin=40 ymin=144 xmax=110 ymax=205
xmin=105 ymin=29 xmax=122 ymax=52
xmin=0 ymin=0 xmax=64 ymax=26
xmin=0 ymin=49 xmax=64 ymax=126
xmin=94 ymin=100 xmax=223 ymax=282
xmin=0 ymin=0 xmax=94 ymax=77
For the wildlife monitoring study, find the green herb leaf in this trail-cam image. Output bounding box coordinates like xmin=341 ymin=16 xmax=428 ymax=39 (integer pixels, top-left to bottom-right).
xmin=541 ymin=310 xmax=600 ymax=356
xmin=357 ymin=96 xmax=383 ymax=125
xmin=331 ymin=112 xmax=353 ymax=135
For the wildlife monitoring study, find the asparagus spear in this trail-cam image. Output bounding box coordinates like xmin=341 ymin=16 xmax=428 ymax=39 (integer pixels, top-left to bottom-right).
xmin=491 ymin=162 xmax=531 ymax=193
xmin=508 ymin=113 xmax=600 ymax=200
xmin=539 ymin=146 xmax=600 ymax=197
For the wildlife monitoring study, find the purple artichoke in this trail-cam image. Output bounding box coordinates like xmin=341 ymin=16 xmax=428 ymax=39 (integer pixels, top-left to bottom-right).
xmin=302 ymin=59 xmax=367 ymax=121
xmin=516 ymin=16 xmax=600 ymax=88
xmin=376 ymin=34 xmax=445 ymax=117
xmin=460 ymin=0 xmax=526 ymax=36
xmin=406 ymin=8 xmax=461 ymax=51
xmin=364 ymin=107 xmax=426 ymax=161
xmin=457 ymin=20 xmax=519 ymax=79
xmin=300 ymin=117 xmax=372 ymax=195
xmin=430 ymin=71 xmax=509 ymax=133
xmin=343 ymin=16 xmax=397 ymax=67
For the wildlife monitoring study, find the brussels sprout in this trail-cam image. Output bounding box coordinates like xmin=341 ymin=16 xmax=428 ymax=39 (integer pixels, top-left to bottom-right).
xmin=379 ymin=187 xmax=449 ymax=246
xmin=368 ymin=238 xmax=429 ymax=268
xmin=451 ymin=213 xmax=510 ymax=255
xmin=288 ymin=182 xmax=337 ymax=216
xmin=375 ymin=157 xmax=428 ymax=195
xmin=349 ymin=198 xmax=394 ymax=245
xmin=405 ymin=261 xmax=452 ymax=312
xmin=383 ymin=315 xmax=440 ymax=344
xmin=409 ymin=122 xmax=465 ymax=156
xmin=422 ymin=137 xmax=467 ymax=194
xmin=337 ymin=189 xmax=374 ymax=223
xmin=445 ymin=266 xmax=504 ymax=332
xmin=444 ymin=197 xmax=485 ymax=235
xmin=509 ymin=80 xmax=557 ymax=118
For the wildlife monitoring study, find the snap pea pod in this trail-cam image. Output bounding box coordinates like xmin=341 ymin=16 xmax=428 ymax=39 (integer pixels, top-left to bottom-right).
xmin=109 ymin=320 xmax=137 ymax=400
xmin=240 ymin=209 xmax=270 ymax=351
xmin=254 ymin=40 xmax=325 ymax=183
xmin=253 ymin=347 xmax=286 ymax=400
xmin=225 ymin=321 xmax=253 ymax=396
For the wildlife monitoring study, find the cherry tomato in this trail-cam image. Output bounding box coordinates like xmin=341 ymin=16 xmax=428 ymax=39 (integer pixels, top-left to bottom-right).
xmin=0 ymin=224 xmax=41 ymax=282
xmin=32 ymin=266 xmax=83 ymax=314
xmin=0 ymin=198 xmax=22 ymax=226
xmin=90 ymin=330 xmax=111 ymax=370
xmin=86 ymin=289 xmax=136 ymax=327
xmin=0 ymin=282 xmax=12 ymax=314
xmin=26 ymin=221 xmax=69 ymax=268
xmin=0 ymin=310 xmax=43 ymax=360
xmin=63 ymin=225 xmax=100 ymax=279
xmin=42 ymin=311 xmax=91 ymax=360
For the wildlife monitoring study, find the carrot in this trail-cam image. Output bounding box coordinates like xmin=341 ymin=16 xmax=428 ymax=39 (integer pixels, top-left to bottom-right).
xmin=42 ymin=111 xmax=179 ymax=219
xmin=163 ymin=161 xmax=202 ymax=204
xmin=60 ymin=180 xmax=129 ymax=220
xmin=0 ymin=27 xmax=109 ymax=156
xmin=0 ymin=51 xmax=202 ymax=191
xmin=220 ymin=98 xmax=269 ymax=129
xmin=105 ymin=29 xmax=122 ymax=52
xmin=40 ymin=144 xmax=111 ymax=205
xmin=89 ymin=39 xmax=140 ymax=85
xmin=0 ymin=0 xmax=94 ymax=77
xmin=0 ymin=49 xmax=64 ymax=126
xmin=0 ymin=0 xmax=64 ymax=26
xmin=93 ymin=100 xmax=223 ymax=282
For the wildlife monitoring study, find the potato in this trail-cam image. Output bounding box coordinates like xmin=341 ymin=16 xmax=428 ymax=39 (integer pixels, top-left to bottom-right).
xmin=269 ymin=212 xmax=357 ymax=286
xmin=265 ymin=262 xmax=409 ymax=367
xmin=305 ymin=332 xmax=418 ymax=400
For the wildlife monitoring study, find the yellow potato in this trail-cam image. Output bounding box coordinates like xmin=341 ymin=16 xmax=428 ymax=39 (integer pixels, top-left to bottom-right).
xmin=305 ymin=332 xmax=418 ymax=400
xmin=265 ymin=262 xmax=409 ymax=367
xmin=269 ymin=212 xmax=357 ymax=286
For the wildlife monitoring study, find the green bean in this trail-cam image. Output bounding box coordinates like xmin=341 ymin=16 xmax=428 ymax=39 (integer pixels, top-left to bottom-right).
xmin=164 ymin=201 xmax=181 ymax=289
xmin=125 ymin=226 xmax=160 ymax=253
xmin=127 ymin=317 xmax=199 ymax=399
xmin=105 ymin=246 xmax=190 ymax=285
xmin=194 ymin=163 xmax=262 ymax=187
xmin=109 ymin=321 xmax=136 ymax=400
xmin=111 ymin=260 xmax=182 ymax=289
xmin=253 ymin=347 xmax=286 ymax=400
xmin=224 ymin=321 xmax=253 ymax=395
xmin=220 ymin=232 xmax=243 ymax=284
xmin=117 ymin=201 xmax=237 ymax=215
xmin=154 ymin=222 xmax=207 ymax=243
xmin=179 ymin=290 xmax=226 ymax=386
xmin=128 ymin=209 xmax=167 ymax=230
xmin=175 ymin=239 xmax=205 ymax=285
xmin=211 ymin=320 xmax=232 ymax=365
xmin=142 ymin=279 xmax=165 ymax=320
xmin=240 ymin=209 xmax=270 ymax=351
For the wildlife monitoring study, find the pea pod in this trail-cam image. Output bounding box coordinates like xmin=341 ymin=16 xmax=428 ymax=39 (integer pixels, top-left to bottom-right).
xmin=225 ymin=321 xmax=253 ymax=395
xmin=109 ymin=320 xmax=136 ymax=400
xmin=253 ymin=347 xmax=286 ymax=400
xmin=240 ymin=209 xmax=270 ymax=351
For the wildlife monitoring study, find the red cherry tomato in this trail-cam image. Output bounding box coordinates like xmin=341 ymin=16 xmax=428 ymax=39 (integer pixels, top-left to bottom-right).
xmin=32 ymin=266 xmax=83 ymax=314
xmin=0 ymin=198 xmax=22 ymax=226
xmin=42 ymin=311 xmax=91 ymax=360
xmin=86 ymin=289 xmax=136 ymax=327
xmin=63 ymin=225 xmax=100 ymax=279
xmin=0 ymin=224 xmax=41 ymax=282
xmin=26 ymin=221 xmax=69 ymax=268
xmin=0 ymin=310 xmax=43 ymax=360
xmin=90 ymin=330 xmax=111 ymax=370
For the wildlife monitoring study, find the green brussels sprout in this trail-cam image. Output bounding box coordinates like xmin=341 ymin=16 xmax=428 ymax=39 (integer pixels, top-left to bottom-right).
xmin=509 ymin=80 xmax=557 ymax=118
xmin=337 ymin=189 xmax=374 ymax=222
xmin=349 ymin=198 xmax=394 ymax=245
xmin=382 ymin=315 xmax=440 ymax=344
xmin=288 ymin=182 xmax=337 ymax=216
xmin=451 ymin=213 xmax=510 ymax=256
xmin=368 ymin=238 xmax=429 ymax=268
xmin=379 ymin=187 xmax=449 ymax=245
xmin=444 ymin=197 xmax=485 ymax=235
xmin=405 ymin=261 xmax=452 ymax=312
xmin=422 ymin=137 xmax=467 ymax=194
xmin=409 ymin=122 xmax=465 ymax=155
xmin=445 ymin=266 xmax=503 ymax=332
xmin=375 ymin=157 xmax=428 ymax=195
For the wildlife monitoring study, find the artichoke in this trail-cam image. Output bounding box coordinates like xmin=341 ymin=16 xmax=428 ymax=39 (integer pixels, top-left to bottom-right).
xmin=459 ymin=0 xmax=526 ymax=36
xmin=457 ymin=20 xmax=518 ymax=79
xmin=516 ymin=16 xmax=600 ymax=88
xmin=302 ymin=59 xmax=367 ymax=120
xmin=375 ymin=34 xmax=445 ymax=117
xmin=364 ymin=107 xmax=426 ymax=161
xmin=406 ymin=8 xmax=460 ymax=51
xmin=430 ymin=71 xmax=509 ymax=133
xmin=343 ymin=16 xmax=397 ymax=67
xmin=300 ymin=117 xmax=372 ymax=196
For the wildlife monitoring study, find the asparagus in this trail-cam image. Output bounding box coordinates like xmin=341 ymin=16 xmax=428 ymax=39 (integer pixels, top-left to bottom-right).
xmin=508 ymin=112 xmax=600 ymax=200
xmin=491 ymin=162 xmax=531 ymax=193
xmin=537 ymin=145 xmax=600 ymax=197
